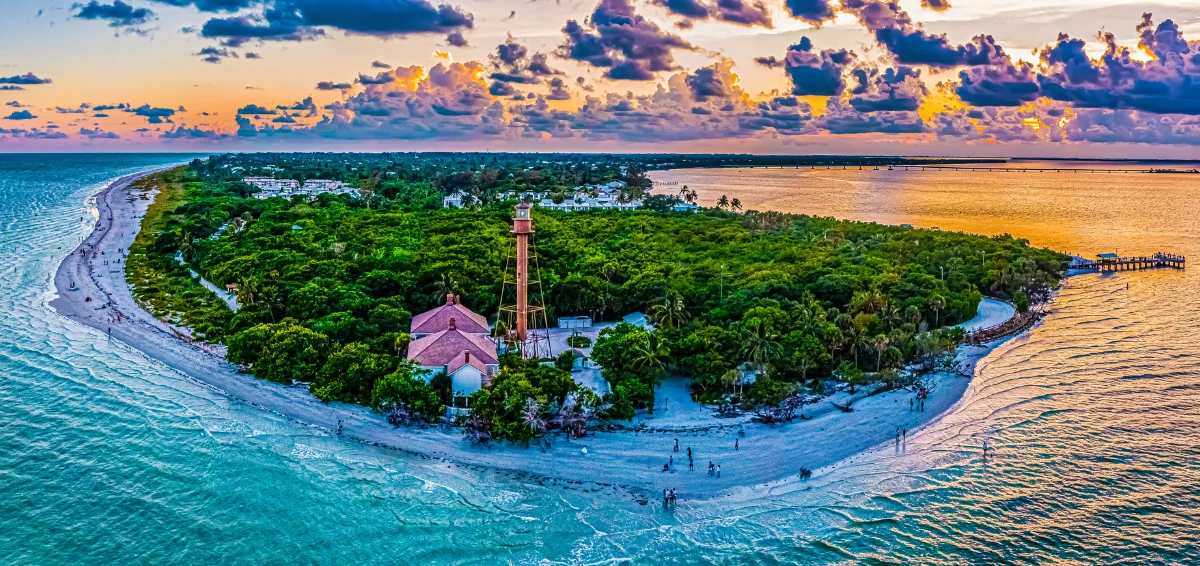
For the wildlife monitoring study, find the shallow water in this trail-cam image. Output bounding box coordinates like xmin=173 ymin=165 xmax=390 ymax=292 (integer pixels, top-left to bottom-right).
xmin=1 ymin=155 xmax=1198 ymax=564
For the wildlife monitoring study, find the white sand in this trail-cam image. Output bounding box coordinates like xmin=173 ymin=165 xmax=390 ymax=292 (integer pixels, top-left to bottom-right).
xmin=50 ymin=171 xmax=1021 ymax=502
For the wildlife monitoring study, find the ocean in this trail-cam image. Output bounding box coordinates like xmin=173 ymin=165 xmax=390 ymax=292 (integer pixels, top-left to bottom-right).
xmin=2 ymin=154 xmax=1198 ymax=564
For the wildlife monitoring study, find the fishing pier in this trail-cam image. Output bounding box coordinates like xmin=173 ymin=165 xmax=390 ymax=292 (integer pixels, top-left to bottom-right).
xmin=1072 ymin=253 xmax=1186 ymax=272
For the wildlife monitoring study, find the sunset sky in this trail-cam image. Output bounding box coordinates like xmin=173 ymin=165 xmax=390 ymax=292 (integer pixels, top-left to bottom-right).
xmin=2 ymin=0 xmax=1199 ymax=156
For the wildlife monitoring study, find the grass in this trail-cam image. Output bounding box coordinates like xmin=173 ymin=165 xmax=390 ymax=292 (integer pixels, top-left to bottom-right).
xmin=125 ymin=168 xmax=234 ymax=341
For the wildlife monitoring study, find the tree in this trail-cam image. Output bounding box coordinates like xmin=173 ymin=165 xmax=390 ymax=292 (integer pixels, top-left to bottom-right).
xmin=312 ymin=342 xmax=398 ymax=404
xmin=874 ymin=334 xmax=889 ymax=372
xmin=836 ymin=362 xmax=868 ymax=394
xmin=226 ymin=321 xmax=330 ymax=384
xmin=371 ymin=364 xmax=443 ymax=421
xmin=929 ymin=295 xmax=946 ymax=328
xmin=716 ymin=195 xmax=730 ymax=210
xmin=730 ymin=198 xmax=742 ymax=212
xmin=649 ymin=292 xmax=689 ymax=329
xmin=740 ymin=318 xmax=781 ymax=375
xmin=235 ymin=275 xmax=258 ymax=308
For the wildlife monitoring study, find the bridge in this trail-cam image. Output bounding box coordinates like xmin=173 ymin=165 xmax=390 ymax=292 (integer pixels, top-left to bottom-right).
xmin=1071 ymin=253 xmax=1186 ymax=272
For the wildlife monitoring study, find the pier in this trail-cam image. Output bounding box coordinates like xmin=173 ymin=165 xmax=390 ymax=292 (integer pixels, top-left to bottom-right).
xmin=1071 ymin=253 xmax=1186 ymax=272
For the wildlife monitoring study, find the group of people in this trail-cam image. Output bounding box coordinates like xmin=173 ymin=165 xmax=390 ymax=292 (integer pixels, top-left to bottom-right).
xmin=662 ymin=488 xmax=678 ymax=506
xmin=910 ymin=386 xmax=929 ymax=411
xmin=664 ymin=437 xmax=727 ymax=478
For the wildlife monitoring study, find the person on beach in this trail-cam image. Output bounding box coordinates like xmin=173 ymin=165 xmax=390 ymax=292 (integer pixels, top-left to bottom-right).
xmin=708 ymin=461 xmax=714 ymax=476
xmin=982 ymin=440 xmax=989 ymax=459
xmin=663 ymin=463 xmax=670 ymax=472
xmin=903 ymin=429 xmax=907 ymax=441
xmin=674 ymin=438 xmax=679 ymax=452
xmin=663 ymin=489 xmax=668 ymax=505
xmin=717 ymin=465 xmax=721 ymax=478
xmin=669 ymin=455 xmax=673 ymax=469
xmin=910 ymin=398 xmax=914 ymax=411
xmin=337 ymin=419 xmax=343 ymax=435
xmin=735 ymin=438 xmax=739 ymax=451
xmin=896 ymin=429 xmax=901 ymax=444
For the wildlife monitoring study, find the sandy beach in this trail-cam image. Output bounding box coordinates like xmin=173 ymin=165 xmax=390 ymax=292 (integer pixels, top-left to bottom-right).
xmin=50 ymin=170 xmax=1024 ymax=502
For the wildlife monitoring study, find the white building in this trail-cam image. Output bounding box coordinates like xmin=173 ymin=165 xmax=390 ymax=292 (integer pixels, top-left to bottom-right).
xmin=446 ymin=181 xmax=646 ymax=211
xmin=244 ymin=177 xmax=356 ymax=200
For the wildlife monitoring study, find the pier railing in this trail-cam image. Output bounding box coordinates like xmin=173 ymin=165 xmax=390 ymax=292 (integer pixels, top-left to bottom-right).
xmin=1071 ymin=253 xmax=1186 ymax=272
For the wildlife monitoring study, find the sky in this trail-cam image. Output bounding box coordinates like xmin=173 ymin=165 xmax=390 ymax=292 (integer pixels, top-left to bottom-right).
xmin=2 ymin=0 xmax=1200 ymax=157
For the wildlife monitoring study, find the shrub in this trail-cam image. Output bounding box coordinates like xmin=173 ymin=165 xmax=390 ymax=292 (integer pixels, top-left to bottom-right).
xmin=566 ymin=335 xmax=592 ymax=348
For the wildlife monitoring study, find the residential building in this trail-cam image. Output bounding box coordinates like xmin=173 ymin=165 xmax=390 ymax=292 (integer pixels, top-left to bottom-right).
xmin=244 ymin=177 xmax=355 ymax=200
xmin=406 ymin=294 xmax=498 ymax=411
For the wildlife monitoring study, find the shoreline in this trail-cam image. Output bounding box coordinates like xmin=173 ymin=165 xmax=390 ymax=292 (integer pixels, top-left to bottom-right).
xmin=49 ymin=169 xmax=1027 ymax=503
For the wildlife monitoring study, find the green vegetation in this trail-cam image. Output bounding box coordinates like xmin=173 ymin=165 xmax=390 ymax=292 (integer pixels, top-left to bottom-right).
xmin=129 ymin=155 xmax=1067 ymax=421
xmin=125 ymin=169 xmax=234 ymax=340
xmin=566 ymin=335 xmax=592 ymax=348
xmin=465 ymin=357 xmax=600 ymax=443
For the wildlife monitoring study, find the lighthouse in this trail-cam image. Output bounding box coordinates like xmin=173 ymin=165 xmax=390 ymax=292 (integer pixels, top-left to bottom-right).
xmin=513 ymin=202 xmax=532 ymax=342
xmin=497 ymin=202 xmax=552 ymax=358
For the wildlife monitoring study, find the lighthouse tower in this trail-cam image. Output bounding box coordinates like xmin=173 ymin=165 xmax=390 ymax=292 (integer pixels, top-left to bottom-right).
xmin=497 ymin=203 xmax=552 ymax=358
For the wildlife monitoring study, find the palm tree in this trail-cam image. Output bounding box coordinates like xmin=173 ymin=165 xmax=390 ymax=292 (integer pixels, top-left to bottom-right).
xmin=874 ymin=334 xmax=889 ymax=372
xmin=717 ymin=195 xmax=730 ymax=209
xmin=740 ymin=319 xmax=781 ymax=375
xmin=236 ymin=275 xmax=258 ymax=308
xmin=929 ymin=295 xmax=946 ymax=328
xmin=431 ymin=273 xmax=461 ymax=303
xmin=649 ymin=293 xmax=689 ymax=329
xmin=730 ymin=198 xmax=742 ymax=212
xmin=905 ymin=305 xmax=922 ymax=326
xmin=392 ymin=333 xmax=412 ymax=356
xmin=631 ymin=333 xmax=670 ymax=375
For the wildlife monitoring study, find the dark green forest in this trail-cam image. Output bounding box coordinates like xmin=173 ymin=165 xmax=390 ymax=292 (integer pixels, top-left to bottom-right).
xmin=129 ymin=157 xmax=1066 ymax=430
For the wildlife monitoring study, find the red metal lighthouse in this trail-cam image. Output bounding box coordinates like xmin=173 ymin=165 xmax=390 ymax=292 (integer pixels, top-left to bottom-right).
xmin=498 ymin=202 xmax=552 ymax=358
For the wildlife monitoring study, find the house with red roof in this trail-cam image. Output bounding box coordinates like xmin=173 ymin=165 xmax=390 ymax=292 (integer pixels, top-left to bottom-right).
xmin=411 ymin=294 xmax=490 ymax=338
xmin=406 ymin=296 xmax=498 ymax=410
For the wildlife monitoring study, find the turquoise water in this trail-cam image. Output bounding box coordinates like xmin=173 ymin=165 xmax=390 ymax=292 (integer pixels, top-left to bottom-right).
xmin=3 ymin=155 xmax=1199 ymax=564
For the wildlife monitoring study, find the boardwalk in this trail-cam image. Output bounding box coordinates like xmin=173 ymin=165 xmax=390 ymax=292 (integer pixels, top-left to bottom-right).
xmin=1072 ymin=253 xmax=1186 ymax=272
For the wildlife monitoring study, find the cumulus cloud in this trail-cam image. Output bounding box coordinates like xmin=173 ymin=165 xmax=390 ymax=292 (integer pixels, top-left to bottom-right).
xmin=5 ymin=110 xmax=37 ymax=120
xmin=557 ymin=0 xmax=695 ymax=81
xmin=237 ymin=103 xmax=277 ymax=115
xmin=162 ymin=125 xmax=230 ymax=139
xmin=488 ymin=35 xmax=562 ymax=94
xmin=279 ymin=96 xmax=318 ymax=116
xmin=784 ymin=0 xmax=835 ymax=26
xmin=1033 ymin=16 xmax=1200 ymax=115
xmin=151 ymin=0 xmax=255 ymax=11
xmin=0 ymin=73 xmax=53 ymax=85
xmin=842 ymin=0 xmax=1006 ymax=68
xmin=196 ymin=46 xmax=239 ymax=63
xmin=371 ymin=60 xmax=392 ymax=69
xmin=652 ymin=0 xmax=772 ymax=28
xmin=782 ymin=37 xmax=855 ymax=97
xmin=920 ymin=0 xmax=950 ymax=12
xmin=512 ymin=60 xmax=817 ymax=141
xmin=848 ymin=65 xmax=926 ymax=112
xmin=200 ymin=0 xmax=473 ymax=46
xmin=73 ymin=1 xmax=155 ymax=29
xmin=316 ymin=81 xmax=353 ymax=91
xmin=816 ymin=98 xmax=926 ymax=134
xmin=80 ymin=127 xmax=121 ymax=139
xmin=295 ymin=62 xmax=507 ymax=140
